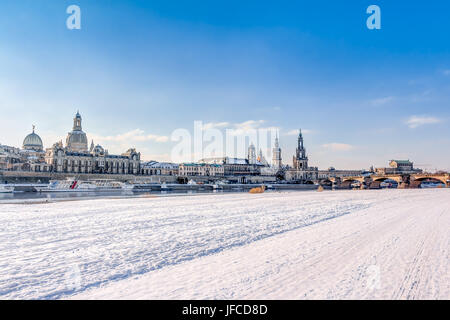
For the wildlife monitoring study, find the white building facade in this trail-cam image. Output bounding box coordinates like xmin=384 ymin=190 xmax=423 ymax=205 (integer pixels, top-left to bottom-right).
xmin=45 ymin=112 xmax=141 ymax=175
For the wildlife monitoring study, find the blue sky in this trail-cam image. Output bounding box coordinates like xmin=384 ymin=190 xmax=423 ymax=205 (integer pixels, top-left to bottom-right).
xmin=0 ymin=0 xmax=449 ymax=170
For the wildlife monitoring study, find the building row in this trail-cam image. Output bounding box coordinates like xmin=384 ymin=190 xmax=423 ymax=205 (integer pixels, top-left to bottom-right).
xmin=0 ymin=112 xmax=423 ymax=182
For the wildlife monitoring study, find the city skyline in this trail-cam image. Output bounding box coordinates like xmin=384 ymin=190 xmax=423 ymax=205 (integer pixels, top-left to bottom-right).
xmin=1 ymin=1 xmax=449 ymax=170
xmin=2 ymin=111 xmax=439 ymax=173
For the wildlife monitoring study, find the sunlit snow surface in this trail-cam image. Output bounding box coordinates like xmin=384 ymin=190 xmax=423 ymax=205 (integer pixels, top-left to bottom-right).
xmin=1 ymin=189 xmax=448 ymax=299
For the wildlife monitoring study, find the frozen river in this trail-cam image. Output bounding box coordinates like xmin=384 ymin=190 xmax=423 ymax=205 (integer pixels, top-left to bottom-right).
xmin=0 ymin=189 xmax=448 ymax=299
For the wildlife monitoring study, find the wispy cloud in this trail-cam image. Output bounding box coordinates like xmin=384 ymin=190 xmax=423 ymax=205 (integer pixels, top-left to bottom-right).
xmin=203 ymin=120 xmax=265 ymax=131
xmin=370 ymin=96 xmax=394 ymax=106
xmin=322 ymin=143 xmax=355 ymax=151
xmin=203 ymin=120 xmax=278 ymax=136
xmin=442 ymin=69 xmax=450 ymax=76
xmin=233 ymin=120 xmax=267 ymax=130
xmin=229 ymin=120 xmax=278 ymax=136
xmin=89 ymin=129 xmax=169 ymax=144
xmin=410 ymin=89 xmax=434 ymax=103
xmin=202 ymin=122 xmax=230 ymax=130
xmin=405 ymin=115 xmax=442 ymax=129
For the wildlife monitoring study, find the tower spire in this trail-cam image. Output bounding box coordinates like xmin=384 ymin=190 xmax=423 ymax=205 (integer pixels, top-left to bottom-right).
xmin=73 ymin=111 xmax=82 ymax=131
xmin=293 ymin=127 xmax=308 ymax=170
xmin=274 ymin=130 xmax=280 ymax=148
xmin=272 ymin=130 xmax=282 ymax=169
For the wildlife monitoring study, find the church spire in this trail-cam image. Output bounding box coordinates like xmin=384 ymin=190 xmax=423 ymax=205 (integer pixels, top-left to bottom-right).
xmin=73 ymin=111 xmax=82 ymax=131
xmin=248 ymin=142 xmax=256 ymax=164
xmin=298 ymin=129 xmax=304 ymax=149
xmin=272 ymin=130 xmax=282 ymax=169
xmin=293 ymin=128 xmax=308 ymax=170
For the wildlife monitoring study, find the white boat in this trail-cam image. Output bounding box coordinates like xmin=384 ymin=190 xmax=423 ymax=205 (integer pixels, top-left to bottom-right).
xmin=212 ymin=184 xmax=223 ymax=190
xmin=39 ymin=178 xmax=134 ymax=192
xmin=420 ymin=182 xmax=445 ymax=189
xmin=213 ymin=180 xmax=228 ymax=189
xmin=121 ymin=183 xmax=135 ymax=191
xmin=160 ymin=182 xmax=172 ymax=191
xmin=0 ymin=184 xmax=14 ymax=193
xmin=187 ymin=179 xmax=197 ymax=185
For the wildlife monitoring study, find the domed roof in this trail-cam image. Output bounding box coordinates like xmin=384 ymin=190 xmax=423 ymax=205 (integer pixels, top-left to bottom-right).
xmin=66 ymin=130 xmax=88 ymax=152
xmin=23 ymin=126 xmax=43 ymax=151
xmin=93 ymin=144 xmax=104 ymax=154
xmin=66 ymin=111 xmax=88 ymax=152
xmin=67 ymin=131 xmax=88 ymax=144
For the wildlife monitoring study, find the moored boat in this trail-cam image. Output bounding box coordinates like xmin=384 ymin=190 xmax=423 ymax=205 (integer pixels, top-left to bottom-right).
xmin=160 ymin=182 xmax=172 ymax=191
xmin=39 ymin=178 xmax=134 ymax=192
xmin=0 ymin=184 xmax=14 ymax=193
xmin=212 ymin=184 xmax=223 ymax=190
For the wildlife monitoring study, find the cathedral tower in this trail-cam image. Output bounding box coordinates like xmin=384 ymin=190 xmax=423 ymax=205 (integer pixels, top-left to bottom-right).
xmin=293 ymin=129 xmax=308 ymax=170
xmin=272 ymin=132 xmax=282 ymax=169
xmin=248 ymin=143 xmax=256 ymax=164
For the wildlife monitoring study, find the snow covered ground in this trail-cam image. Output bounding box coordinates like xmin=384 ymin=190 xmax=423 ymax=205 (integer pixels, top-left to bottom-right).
xmin=0 ymin=189 xmax=448 ymax=299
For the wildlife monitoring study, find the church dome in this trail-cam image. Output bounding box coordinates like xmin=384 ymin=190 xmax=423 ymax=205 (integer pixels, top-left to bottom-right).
xmin=66 ymin=130 xmax=88 ymax=152
xmin=23 ymin=126 xmax=43 ymax=151
xmin=67 ymin=131 xmax=88 ymax=145
xmin=66 ymin=111 xmax=88 ymax=152
xmin=93 ymin=144 xmax=104 ymax=154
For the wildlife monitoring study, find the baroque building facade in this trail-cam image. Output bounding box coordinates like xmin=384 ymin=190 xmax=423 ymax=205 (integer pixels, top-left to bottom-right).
xmin=140 ymin=161 xmax=179 ymax=176
xmin=45 ymin=112 xmax=141 ymax=175
xmin=178 ymin=163 xmax=224 ymax=177
xmin=199 ymin=156 xmax=264 ymax=176
xmin=0 ymin=126 xmax=51 ymax=172
xmin=375 ymin=160 xmax=422 ymax=175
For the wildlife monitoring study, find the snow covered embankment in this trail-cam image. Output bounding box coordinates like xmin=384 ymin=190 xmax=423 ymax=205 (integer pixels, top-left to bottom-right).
xmin=0 ymin=189 xmax=448 ymax=299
